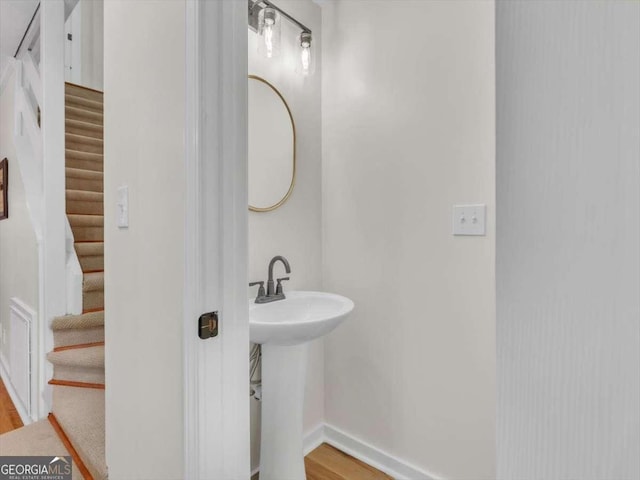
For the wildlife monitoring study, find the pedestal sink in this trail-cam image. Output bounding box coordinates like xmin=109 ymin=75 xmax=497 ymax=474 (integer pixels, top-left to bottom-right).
xmin=250 ymin=291 xmax=354 ymax=480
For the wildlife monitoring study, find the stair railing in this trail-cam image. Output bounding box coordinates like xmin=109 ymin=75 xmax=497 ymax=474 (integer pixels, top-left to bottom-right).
xmin=14 ymin=53 xmax=83 ymax=317
xmin=12 ymin=0 xmax=83 ymax=418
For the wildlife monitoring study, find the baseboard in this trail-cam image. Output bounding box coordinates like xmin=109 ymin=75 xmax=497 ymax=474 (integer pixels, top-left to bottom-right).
xmin=303 ymin=423 xmax=325 ymax=455
xmin=251 ymin=422 xmax=443 ymax=480
xmin=0 ymin=356 xmax=33 ymax=426
xmin=251 ymin=423 xmax=325 ymax=477
xmin=323 ymin=423 xmax=444 ymax=480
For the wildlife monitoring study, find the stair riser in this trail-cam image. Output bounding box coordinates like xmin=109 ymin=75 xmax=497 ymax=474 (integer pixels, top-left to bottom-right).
xmin=52 ymin=385 xmax=106 ymax=480
xmin=66 ymin=122 xmax=103 ymax=140
xmin=67 ymin=142 xmax=103 ymax=156
xmin=52 ymin=366 xmax=105 ymax=385
xmin=78 ymin=255 xmax=104 ymax=272
xmin=83 ymin=291 xmax=104 ymax=311
xmin=66 ymin=176 xmax=103 ymax=193
xmin=66 ymin=96 xmax=103 ymax=114
xmin=70 ymin=226 xmax=104 ymax=242
xmin=66 ymin=158 xmax=103 ymax=173
xmin=66 ymin=107 xmax=103 ymax=126
xmin=53 ymin=326 xmax=104 ymax=349
xmin=67 ymin=200 xmax=103 ymax=216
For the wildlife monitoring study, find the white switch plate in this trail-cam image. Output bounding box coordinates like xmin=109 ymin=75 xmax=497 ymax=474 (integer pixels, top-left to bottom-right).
xmin=117 ymin=186 xmax=129 ymax=228
xmin=453 ymin=204 xmax=486 ymax=236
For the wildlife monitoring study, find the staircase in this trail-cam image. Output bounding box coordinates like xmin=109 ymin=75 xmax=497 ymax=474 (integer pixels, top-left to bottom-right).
xmin=0 ymin=83 xmax=106 ymax=480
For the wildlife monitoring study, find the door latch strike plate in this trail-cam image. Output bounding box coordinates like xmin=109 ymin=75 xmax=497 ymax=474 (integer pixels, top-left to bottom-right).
xmin=199 ymin=311 xmax=219 ymax=339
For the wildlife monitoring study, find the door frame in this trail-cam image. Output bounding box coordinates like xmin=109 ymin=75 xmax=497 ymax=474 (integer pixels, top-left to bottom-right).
xmin=184 ymin=1 xmax=250 ymax=478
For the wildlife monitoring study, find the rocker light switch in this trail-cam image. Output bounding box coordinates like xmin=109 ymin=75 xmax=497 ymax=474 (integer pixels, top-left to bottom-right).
xmin=117 ymin=186 xmax=129 ymax=228
xmin=453 ymin=204 xmax=486 ymax=236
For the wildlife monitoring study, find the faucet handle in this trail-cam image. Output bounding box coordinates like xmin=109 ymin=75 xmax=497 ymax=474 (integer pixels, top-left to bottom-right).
xmin=249 ymin=281 xmax=265 ymax=297
xmin=275 ymin=277 xmax=290 ymax=295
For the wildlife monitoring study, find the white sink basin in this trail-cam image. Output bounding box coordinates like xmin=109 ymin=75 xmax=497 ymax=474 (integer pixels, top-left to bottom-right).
xmin=249 ymin=290 xmax=354 ymax=480
xmin=249 ymin=291 xmax=354 ymax=346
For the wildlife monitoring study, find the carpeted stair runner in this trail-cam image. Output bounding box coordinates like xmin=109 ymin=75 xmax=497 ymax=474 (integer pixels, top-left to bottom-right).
xmin=48 ymin=345 xmax=105 ymax=385
xmin=0 ymin=420 xmax=82 ymax=477
xmin=51 ymin=311 xmax=104 ymax=349
xmin=0 ymin=83 xmax=106 ymax=480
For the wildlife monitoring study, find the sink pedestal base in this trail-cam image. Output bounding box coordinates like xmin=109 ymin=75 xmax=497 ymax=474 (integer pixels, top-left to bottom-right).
xmin=259 ymin=343 xmax=308 ymax=480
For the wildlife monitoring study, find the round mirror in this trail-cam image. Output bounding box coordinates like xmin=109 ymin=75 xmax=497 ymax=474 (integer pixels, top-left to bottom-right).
xmin=248 ymin=75 xmax=296 ymax=212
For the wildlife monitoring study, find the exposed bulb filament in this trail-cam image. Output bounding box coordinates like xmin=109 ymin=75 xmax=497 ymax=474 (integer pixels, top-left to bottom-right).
xmin=264 ymin=21 xmax=274 ymax=58
xmin=301 ymin=45 xmax=311 ymax=75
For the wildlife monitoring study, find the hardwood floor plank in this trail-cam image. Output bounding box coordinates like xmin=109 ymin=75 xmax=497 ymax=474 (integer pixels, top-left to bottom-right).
xmin=0 ymin=379 xmax=24 ymax=434
xmin=305 ymin=456 xmax=346 ymax=480
xmin=252 ymin=443 xmax=393 ymax=480
xmin=307 ymin=444 xmax=393 ymax=480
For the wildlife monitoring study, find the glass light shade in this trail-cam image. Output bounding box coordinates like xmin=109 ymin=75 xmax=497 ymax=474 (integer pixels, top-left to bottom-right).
xmin=296 ymin=32 xmax=315 ymax=76
xmin=258 ymin=7 xmax=281 ymax=59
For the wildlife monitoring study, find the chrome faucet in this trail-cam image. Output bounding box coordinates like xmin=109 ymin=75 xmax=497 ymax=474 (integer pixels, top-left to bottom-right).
xmin=250 ymin=255 xmax=291 ymax=304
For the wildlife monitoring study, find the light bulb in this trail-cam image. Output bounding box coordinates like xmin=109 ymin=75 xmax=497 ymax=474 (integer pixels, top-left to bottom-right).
xmin=258 ymin=8 xmax=280 ymax=59
xmin=301 ymin=45 xmax=311 ymax=74
xmin=298 ymin=32 xmax=313 ymax=76
xmin=264 ymin=18 xmax=274 ymax=58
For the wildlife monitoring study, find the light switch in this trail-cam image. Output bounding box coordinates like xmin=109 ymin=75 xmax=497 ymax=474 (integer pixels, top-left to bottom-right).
xmin=117 ymin=186 xmax=129 ymax=228
xmin=453 ymin=204 xmax=486 ymax=236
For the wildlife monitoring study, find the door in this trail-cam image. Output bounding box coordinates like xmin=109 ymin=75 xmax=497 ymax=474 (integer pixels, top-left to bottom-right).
xmin=184 ymin=1 xmax=250 ymax=478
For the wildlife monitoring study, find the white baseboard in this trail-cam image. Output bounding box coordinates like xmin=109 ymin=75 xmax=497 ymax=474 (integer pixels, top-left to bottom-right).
xmin=251 ymin=422 xmax=443 ymax=480
xmin=303 ymin=423 xmax=325 ymax=455
xmin=0 ymin=356 xmax=33 ymax=426
xmin=251 ymin=423 xmax=325 ymax=477
xmin=323 ymin=423 xmax=443 ymax=480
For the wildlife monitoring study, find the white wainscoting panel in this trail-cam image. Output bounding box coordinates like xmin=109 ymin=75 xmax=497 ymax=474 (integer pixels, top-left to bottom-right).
xmin=9 ymin=297 xmax=35 ymax=417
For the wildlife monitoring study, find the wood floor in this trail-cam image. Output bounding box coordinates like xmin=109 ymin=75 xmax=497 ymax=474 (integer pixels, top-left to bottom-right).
xmin=252 ymin=443 xmax=393 ymax=480
xmin=0 ymin=379 xmax=24 ymax=434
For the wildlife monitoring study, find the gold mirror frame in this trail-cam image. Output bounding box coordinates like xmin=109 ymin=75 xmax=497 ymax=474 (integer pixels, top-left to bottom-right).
xmin=248 ymin=75 xmax=297 ymax=212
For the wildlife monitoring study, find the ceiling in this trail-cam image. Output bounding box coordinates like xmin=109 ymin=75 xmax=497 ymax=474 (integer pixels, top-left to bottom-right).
xmin=0 ymin=0 xmax=39 ymax=80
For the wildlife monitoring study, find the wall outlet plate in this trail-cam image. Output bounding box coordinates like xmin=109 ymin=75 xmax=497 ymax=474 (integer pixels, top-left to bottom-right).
xmin=453 ymin=204 xmax=486 ymax=236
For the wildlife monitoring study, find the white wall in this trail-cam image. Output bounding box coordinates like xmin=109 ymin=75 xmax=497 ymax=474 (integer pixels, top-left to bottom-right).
xmin=247 ymin=0 xmax=323 ymax=471
xmin=104 ymin=1 xmax=184 ymax=478
xmin=79 ymin=0 xmax=103 ymax=91
xmin=496 ymin=2 xmax=640 ymax=479
xmin=0 ymin=66 xmax=40 ymax=380
xmin=322 ymin=1 xmax=496 ymax=479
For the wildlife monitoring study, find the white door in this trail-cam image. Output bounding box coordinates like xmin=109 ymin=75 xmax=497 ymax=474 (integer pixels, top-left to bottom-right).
xmin=184 ymin=1 xmax=250 ymax=478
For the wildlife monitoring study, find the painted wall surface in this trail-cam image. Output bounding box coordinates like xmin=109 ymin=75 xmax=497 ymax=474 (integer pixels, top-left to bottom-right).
xmin=104 ymin=1 xmax=184 ymax=478
xmin=497 ymin=2 xmax=640 ymax=478
xmin=322 ymin=1 xmax=496 ymax=478
xmin=79 ymin=0 xmax=103 ymax=91
xmin=64 ymin=0 xmax=103 ymax=90
xmin=0 ymin=66 xmax=39 ymax=376
xmin=247 ymin=0 xmax=323 ymax=471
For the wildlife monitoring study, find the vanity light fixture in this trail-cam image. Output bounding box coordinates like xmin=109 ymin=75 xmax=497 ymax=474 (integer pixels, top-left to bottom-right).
xmin=249 ymin=0 xmax=314 ymax=76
